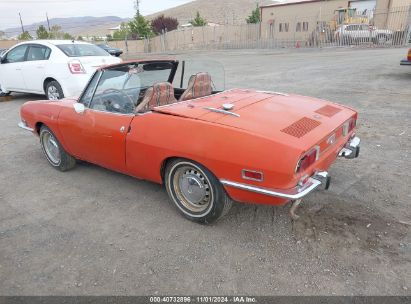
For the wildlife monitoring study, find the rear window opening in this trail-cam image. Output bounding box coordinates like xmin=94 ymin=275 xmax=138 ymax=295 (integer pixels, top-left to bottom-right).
xmin=57 ymin=44 xmax=108 ymax=57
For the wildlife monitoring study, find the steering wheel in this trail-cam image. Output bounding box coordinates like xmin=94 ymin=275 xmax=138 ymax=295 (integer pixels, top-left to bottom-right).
xmin=102 ymin=88 xmax=135 ymax=113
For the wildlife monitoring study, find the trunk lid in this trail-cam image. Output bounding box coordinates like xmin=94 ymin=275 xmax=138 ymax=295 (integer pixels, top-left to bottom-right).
xmin=155 ymin=89 xmax=356 ymax=150
xmin=72 ymin=56 xmax=121 ymax=74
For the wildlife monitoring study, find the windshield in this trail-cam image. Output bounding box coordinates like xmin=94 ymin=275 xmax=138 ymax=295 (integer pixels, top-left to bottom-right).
xmin=57 ymin=44 xmax=109 ymax=57
xmin=85 ymin=61 xmax=175 ymax=114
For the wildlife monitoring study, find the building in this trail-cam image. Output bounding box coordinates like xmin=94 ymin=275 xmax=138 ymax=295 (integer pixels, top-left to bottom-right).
xmin=260 ymin=0 xmax=411 ymax=43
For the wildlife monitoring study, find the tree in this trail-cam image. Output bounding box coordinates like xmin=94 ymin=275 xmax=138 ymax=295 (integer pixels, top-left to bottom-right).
xmin=49 ymin=25 xmax=62 ymax=39
xmin=77 ymin=35 xmax=84 ymax=41
xmin=190 ymin=11 xmax=207 ymax=27
xmin=151 ymin=15 xmax=178 ymax=35
xmin=18 ymin=31 xmax=32 ymax=40
xmin=246 ymin=4 xmax=261 ymax=24
xmin=36 ymin=25 xmax=49 ymax=39
xmin=113 ymin=22 xmax=130 ymax=40
xmin=63 ymin=32 xmax=74 ymax=40
xmin=106 ymin=34 xmax=113 ymax=41
xmin=128 ymin=14 xmax=153 ymax=39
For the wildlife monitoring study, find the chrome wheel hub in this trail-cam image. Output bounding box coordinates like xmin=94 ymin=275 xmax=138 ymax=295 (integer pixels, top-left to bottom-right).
xmin=173 ymin=166 xmax=211 ymax=213
xmin=43 ymin=132 xmax=60 ymax=164
xmin=47 ymin=86 xmax=60 ymax=100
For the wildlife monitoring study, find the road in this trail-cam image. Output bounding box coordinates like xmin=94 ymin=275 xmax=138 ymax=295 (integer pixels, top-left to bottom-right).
xmin=0 ymin=47 xmax=410 ymax=295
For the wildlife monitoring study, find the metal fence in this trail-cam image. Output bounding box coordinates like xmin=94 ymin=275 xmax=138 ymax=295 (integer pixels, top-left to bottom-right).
xmin=142 ymin=5 xmax=411 ymax=53
xmin=0 ymin=6 xmax=410 ymax=54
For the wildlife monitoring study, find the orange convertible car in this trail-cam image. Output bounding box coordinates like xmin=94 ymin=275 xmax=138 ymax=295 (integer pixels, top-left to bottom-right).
xmin=19 ymin=59 xmax=360 ymax=223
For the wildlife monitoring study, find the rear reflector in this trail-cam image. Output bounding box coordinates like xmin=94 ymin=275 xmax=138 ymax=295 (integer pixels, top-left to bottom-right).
xmin=242 ymin=170 xmax=264 ymax=181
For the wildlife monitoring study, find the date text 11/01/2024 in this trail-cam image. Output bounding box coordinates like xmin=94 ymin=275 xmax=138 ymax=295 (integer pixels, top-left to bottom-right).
xmin=149 ymin=296 xmax=257 ymax=303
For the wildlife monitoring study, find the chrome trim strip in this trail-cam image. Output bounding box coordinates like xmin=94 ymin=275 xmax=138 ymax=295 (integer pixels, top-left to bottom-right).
xmin=220 ymin=174 xmax=326 ymax=200
xmin=18 ymin=121 xmax=34 ymax=132
xmin=256 ymin=90 xmax=289 ymax=96
xmin=203 ymin=107 xmax=240 ymax=117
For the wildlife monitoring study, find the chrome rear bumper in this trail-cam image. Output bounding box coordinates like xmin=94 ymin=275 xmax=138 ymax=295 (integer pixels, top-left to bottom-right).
xmin=338 ymin=136 xmax=360 ymax=159
xmin=220 ymin=171 xmax=330 ymax=201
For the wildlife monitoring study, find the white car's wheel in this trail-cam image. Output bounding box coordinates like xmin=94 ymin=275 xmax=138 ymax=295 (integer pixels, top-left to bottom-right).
xmin=46 ymin=81 xmax=64 ymax=100
xmin=376 ymin=34 xmax=388 ymax=45
xmin=0 ymin=84 xmax=10 ymax=96
xmin=165 ymin=159 xmax=233 ymax=224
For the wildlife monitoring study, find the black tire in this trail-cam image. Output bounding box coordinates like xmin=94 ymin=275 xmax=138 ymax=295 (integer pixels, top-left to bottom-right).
xmin=0 ymin=85 xmax=10 ymax=96
xmin=39 ymin=125 xmax=76 ymax=171
xmin=375 ymin=34 xmax=388 ymax=45
xmin=45 ymin=80 xmax=64 ymax=100
xmin=165 ymin=158 xmax=233 ymax=224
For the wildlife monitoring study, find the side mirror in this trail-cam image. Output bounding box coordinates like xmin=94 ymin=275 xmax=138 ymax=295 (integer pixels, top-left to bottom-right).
xmin=73 ymin=103 xmax=85 ymax=114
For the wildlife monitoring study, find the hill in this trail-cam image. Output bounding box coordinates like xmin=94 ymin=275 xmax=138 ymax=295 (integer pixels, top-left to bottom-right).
xmin=2 ymin=0 xmax=276 ymax=38
xmin=146 ymin=0 xmax=275 ymax=25
xmin=3 ymin=16 xmax=129 ymax=38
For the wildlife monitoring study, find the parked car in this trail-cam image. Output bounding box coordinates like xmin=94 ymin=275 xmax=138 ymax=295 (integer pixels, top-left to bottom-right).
xmin=97 ymin=44 xmax=123 ymax=57
xmin=18 ymin=59 xmax=360 ymax=224
xmin=335 ymin=24 xmax=393 ymax=45
xmin=400 ymin=48 xmax=411 ymax=66
xmin=0 ymin=40 xmax=121 ymax=99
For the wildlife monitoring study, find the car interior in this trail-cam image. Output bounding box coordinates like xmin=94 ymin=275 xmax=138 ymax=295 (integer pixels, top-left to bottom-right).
xmin=85 ymin=60 xmax=220 ymax=115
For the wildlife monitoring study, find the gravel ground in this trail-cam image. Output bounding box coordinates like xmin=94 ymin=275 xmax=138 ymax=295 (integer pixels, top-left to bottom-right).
xmin=0 ymin=47 xmax=410 ymax=295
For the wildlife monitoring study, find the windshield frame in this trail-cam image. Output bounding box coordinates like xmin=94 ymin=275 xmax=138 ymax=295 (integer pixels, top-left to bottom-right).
xmin=78 ymin=60 xmax=179 ymax=111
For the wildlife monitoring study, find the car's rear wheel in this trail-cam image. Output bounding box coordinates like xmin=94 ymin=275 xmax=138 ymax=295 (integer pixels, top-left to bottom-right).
xmin=375 ymin=34 xmax=388 ymax=44
xmin=165 ymin=159 xmax=233 ymax=224
xmin=46 ymin=81 xmax=64 ymax=100
xmin=40 ymin=125 xmax=76 ymax=171
xmin=0 ymin=85 xmax=10 ymax=96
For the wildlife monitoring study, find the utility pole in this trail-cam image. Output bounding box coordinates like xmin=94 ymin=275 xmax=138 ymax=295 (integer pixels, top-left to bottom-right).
xmin=46 ymin=12 xmax=51 ymax=31
xmin=134 ymin=0 xmax=140 ymax=17
xmin=19 ymin=12 xmax=25 ymax=33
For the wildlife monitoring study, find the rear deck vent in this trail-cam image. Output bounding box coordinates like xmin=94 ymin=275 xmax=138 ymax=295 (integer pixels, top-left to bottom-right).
xmin=281 ymin=117 xmax=321 ymax=138
xmin=315 ymin=105 xmax=341 ymax=117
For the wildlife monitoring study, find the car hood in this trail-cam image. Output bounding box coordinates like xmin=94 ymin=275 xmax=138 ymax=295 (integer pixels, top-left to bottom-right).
xmin=155 ymin=89 xmax=356 ymax=150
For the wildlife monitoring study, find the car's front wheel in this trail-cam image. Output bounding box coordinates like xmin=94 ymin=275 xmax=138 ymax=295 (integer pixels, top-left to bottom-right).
xmin=40 ymin=125 xmax=76 ymax=171
xmin=45 ymin=80 xmax=64 ymax=100
xmin=165 ymin=159 xmax=233 ymax=224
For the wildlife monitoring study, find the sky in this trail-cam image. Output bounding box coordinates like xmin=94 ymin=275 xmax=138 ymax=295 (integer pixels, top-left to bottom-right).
xmin=0 ymin=0 xmax=194 ymax=30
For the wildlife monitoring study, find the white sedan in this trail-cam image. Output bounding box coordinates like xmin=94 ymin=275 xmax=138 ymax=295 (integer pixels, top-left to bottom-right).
xmin=0 ymin=40 xmax=122 ymax=100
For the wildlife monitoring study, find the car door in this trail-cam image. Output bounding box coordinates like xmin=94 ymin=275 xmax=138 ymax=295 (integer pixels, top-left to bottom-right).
xmin=58 ymin=71 xmax=134 ymax=173
xmin=21 ymin=44 xmax=51 ymax=93
xmin=0 ymin=44 xmax=28 ymax=91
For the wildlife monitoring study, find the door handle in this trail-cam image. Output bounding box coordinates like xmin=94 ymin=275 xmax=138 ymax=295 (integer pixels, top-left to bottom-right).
xmin=120 ymin=126 xmax=125 ymax=133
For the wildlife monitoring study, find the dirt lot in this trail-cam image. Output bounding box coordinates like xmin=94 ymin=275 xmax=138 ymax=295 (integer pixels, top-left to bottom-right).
xmin=0 ymin=47 xmax=410 ymax=296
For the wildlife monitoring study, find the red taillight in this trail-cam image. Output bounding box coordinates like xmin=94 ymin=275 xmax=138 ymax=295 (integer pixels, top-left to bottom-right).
xmin=348 ymin=117 xmax=356 ymax=132
xmin=242 ymin=170 xmax=264 ymax=181
xmin=296 ymin=146 xmax=319 ymax=173
xmin=407 ymin=49 xmax=411 ymax=61
xmin=343 ymin=117 xmax=357 ymax=136
xmin=68 ymin=60 xmax=86 ymax=74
